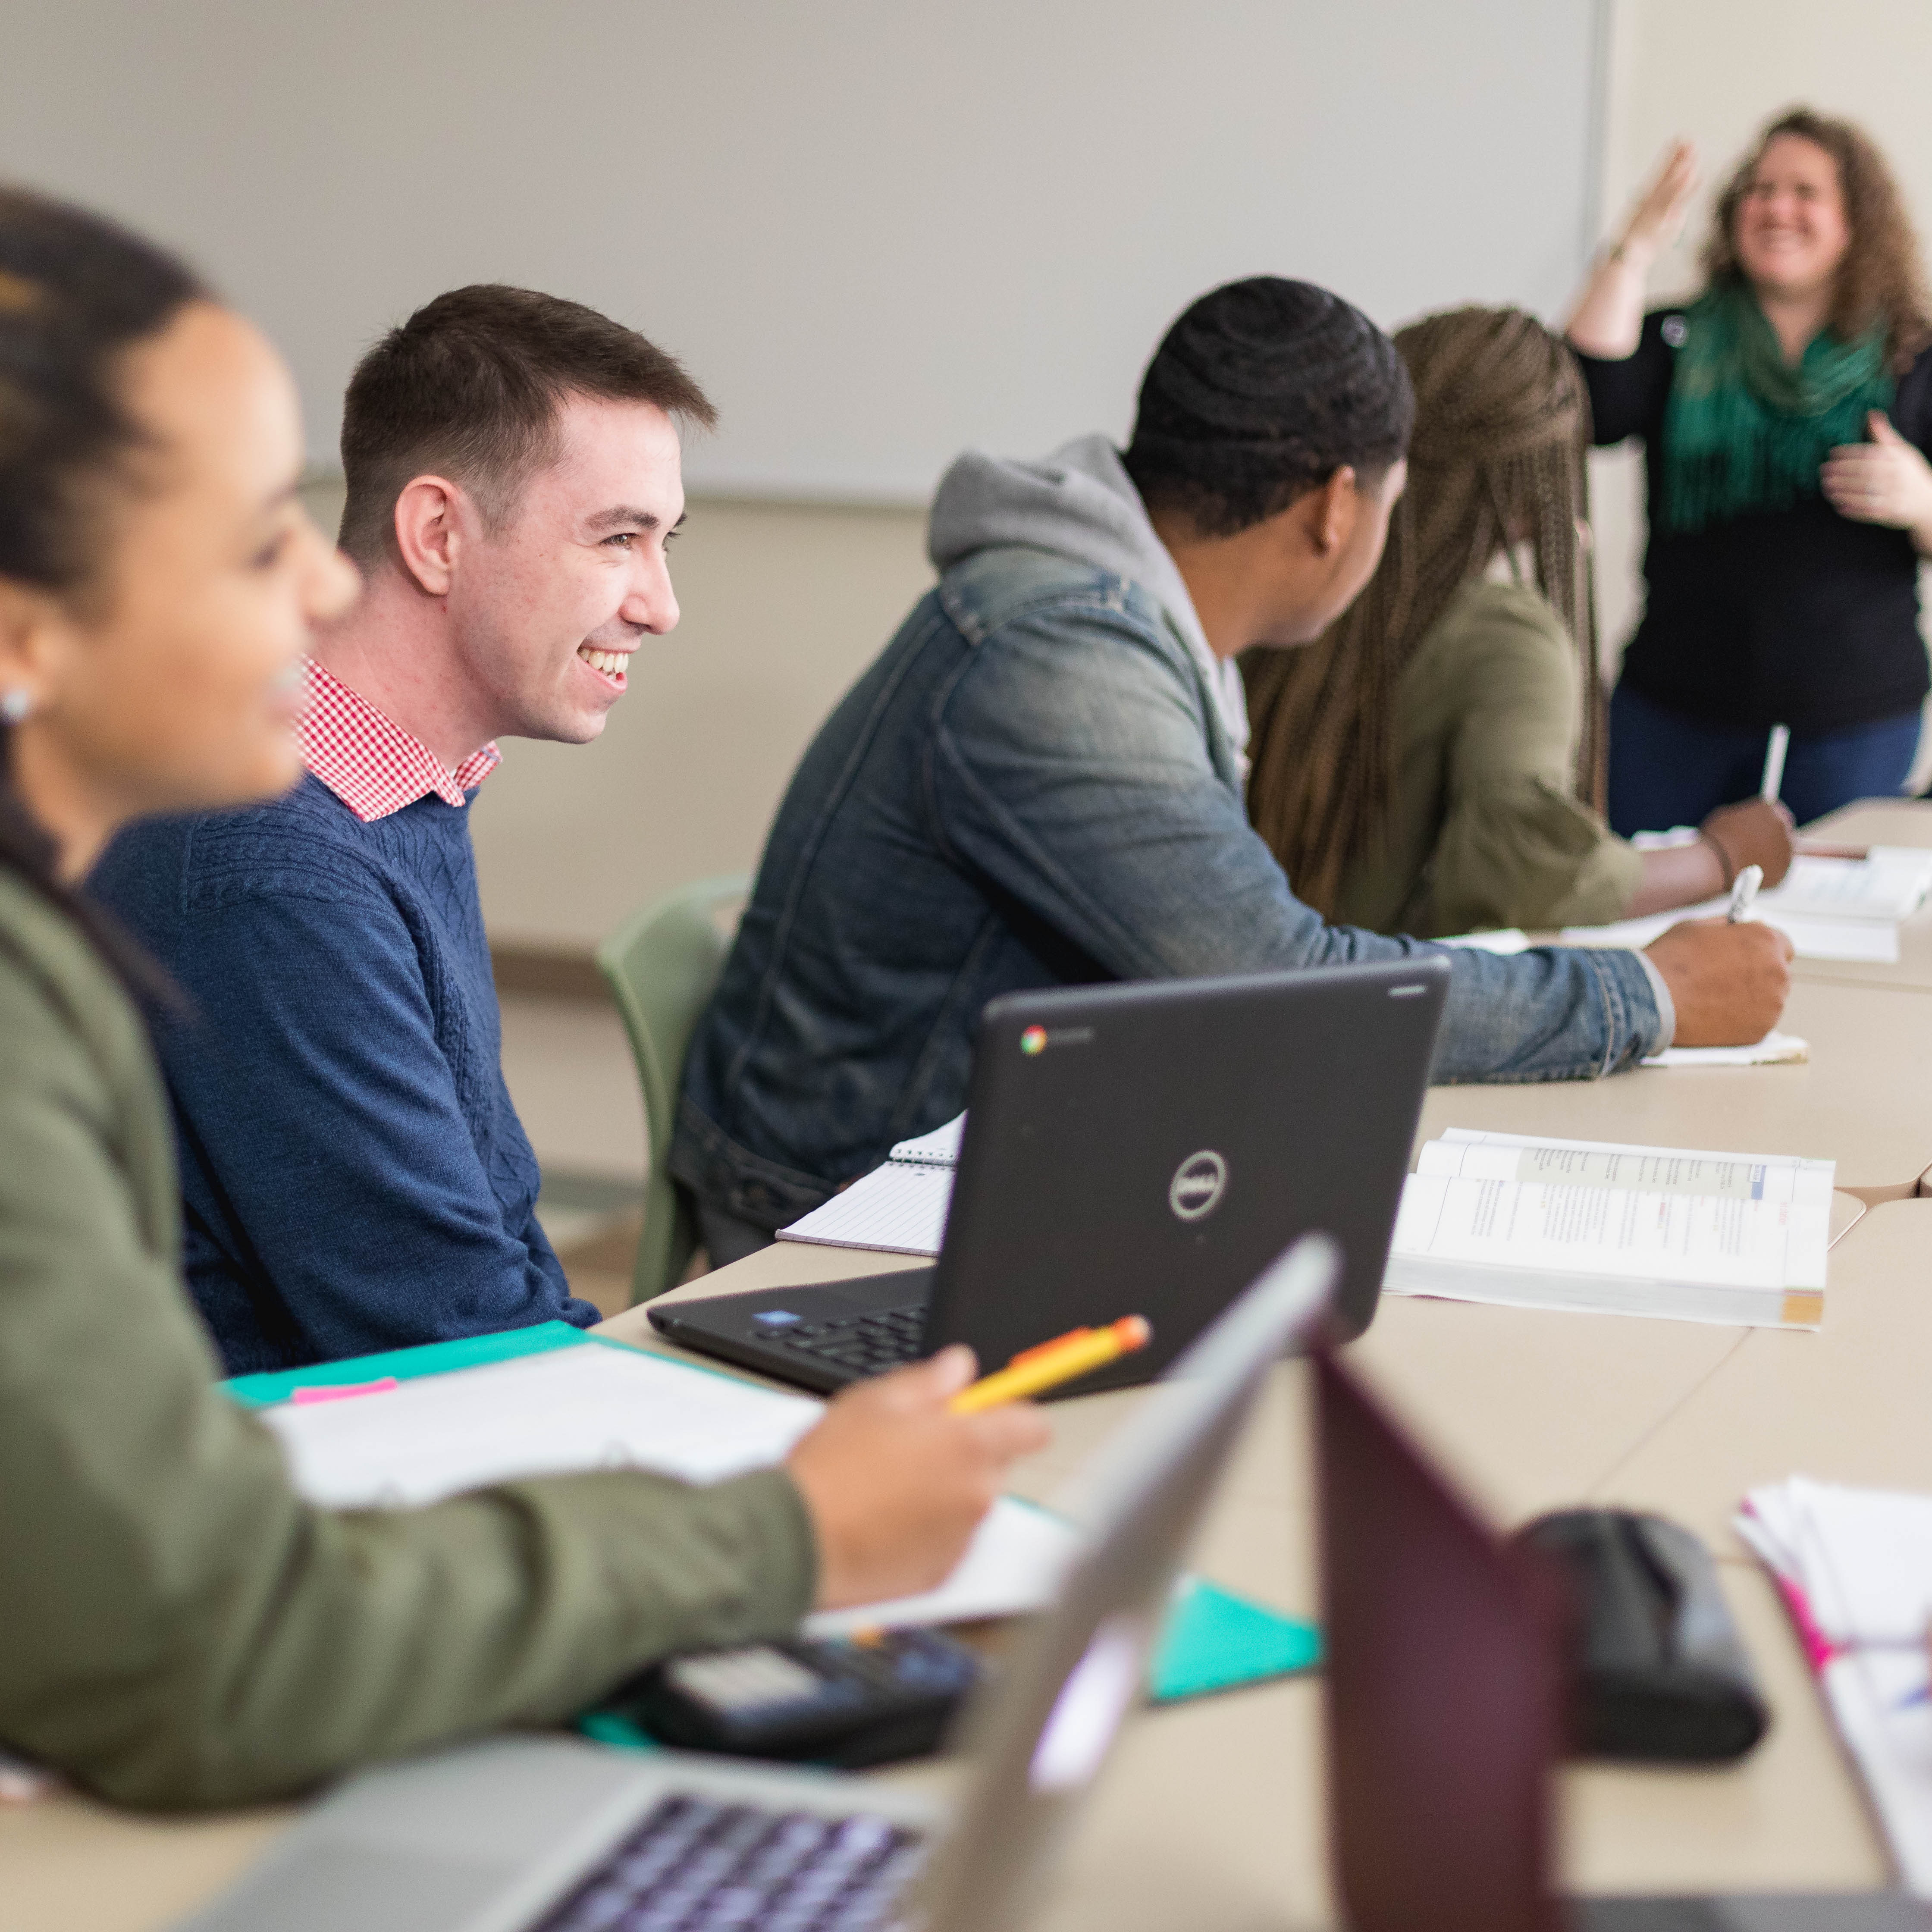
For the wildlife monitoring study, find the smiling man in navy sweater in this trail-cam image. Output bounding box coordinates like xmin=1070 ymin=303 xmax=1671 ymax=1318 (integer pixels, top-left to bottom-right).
xmin=94 ymin=286 xmax=701 ymax=1372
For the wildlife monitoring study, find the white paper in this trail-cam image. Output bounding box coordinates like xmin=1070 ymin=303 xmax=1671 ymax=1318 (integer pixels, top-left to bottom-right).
xmin=803 ymin=1499 xmax=1081 ymax=1637
xmin=260 ymin=1340 xmax=822 ymax=1508
xmin=1564 ymin=904 xmax=1903 ymax=963
xmin=1770 ymin=850 xmax=1932 ymax=922
xmin=1766 ymin=914 xmax=1900 ymax=963
xmin=776 ymin=1161 xmax=953 ymax=1256
xmin=888 ymin=1113 xmax=966 ymax=1167
xmin=1643 ymin=1029 xmax=1810 ymax=1068
xmin=1434 ymin=929 xmax=1531 ymax=954
xmin=1738 ymin=1478 xmax=1932 ymax=1896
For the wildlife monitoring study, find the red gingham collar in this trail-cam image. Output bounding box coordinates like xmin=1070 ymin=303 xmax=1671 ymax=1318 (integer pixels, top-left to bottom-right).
xmin=298 ymin=659 xmax=501 ymax=823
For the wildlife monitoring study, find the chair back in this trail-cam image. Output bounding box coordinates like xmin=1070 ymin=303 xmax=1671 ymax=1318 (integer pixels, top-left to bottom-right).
xmin=595 ymin=875 xmax=748 ymax=1305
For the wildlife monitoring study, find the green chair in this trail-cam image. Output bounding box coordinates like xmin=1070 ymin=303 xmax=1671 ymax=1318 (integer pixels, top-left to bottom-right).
xmin=596 ymin=874 xmax=748 ymax=1306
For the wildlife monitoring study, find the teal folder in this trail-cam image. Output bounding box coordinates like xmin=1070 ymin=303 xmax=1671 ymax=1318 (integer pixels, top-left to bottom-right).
xmin=1148 ymin=1574 xmax=1321 ymax=1703
xmin=222 ymin=1319 xmax=591 ymax=1408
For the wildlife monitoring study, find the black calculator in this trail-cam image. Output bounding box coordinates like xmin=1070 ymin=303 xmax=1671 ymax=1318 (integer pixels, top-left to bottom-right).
xmin=590 ymin=1628 xmax=983 ymax=1769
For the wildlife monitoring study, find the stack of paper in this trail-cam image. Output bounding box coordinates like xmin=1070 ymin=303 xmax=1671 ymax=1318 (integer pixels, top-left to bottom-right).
xmin=1562 ymin=848 xmax=1932 ymax=965
xmin=1738 ymin=1478 xmax=1932 ymax=1895
xmin=776 ymin=1113 xmax=963 ymax=1256
xmin=1383 ymin=1129 xmax=1834 ymax=1327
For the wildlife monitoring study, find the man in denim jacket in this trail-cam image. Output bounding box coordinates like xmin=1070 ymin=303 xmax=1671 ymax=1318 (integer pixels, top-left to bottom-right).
xmin=672 ymin=280 xmax=1792 ymax=1259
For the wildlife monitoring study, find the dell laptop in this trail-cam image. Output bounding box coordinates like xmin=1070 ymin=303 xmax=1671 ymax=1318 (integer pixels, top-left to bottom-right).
xmin=652 ymin=957 xmax=1449 ymax=1397
xmin=174 ymin=1239 xmax=1339 ymax=1932
xmin=1315 ymin=1348 xmax=1932 ymax=1931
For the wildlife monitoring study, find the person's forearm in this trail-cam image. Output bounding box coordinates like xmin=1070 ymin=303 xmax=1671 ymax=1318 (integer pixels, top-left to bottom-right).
xmin=1565 ymin=243 xmax=1653 ymax=359
xmin=1623 ymin=841 xmax=1726 ymax=917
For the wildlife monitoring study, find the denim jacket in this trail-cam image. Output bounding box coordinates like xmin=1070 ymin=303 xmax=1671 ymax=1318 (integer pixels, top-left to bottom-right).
xmin=672 ymin=448 xmax=1670 ymax=1231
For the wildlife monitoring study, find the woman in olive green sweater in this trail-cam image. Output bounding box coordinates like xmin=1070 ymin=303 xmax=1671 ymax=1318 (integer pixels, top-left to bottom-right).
xmin=0 ymin=189 xmax=1045 ymax=1811
xmin=1244 ymin=307 xmax=1797 ymax=938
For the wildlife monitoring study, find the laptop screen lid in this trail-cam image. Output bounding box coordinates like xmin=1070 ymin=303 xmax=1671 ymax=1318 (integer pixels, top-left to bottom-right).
xmin=925 ymin=958 xmax=1448 ymax=1392
xmin=1315 ymin=1350 xmax=1568 ymax=1932
xmin=916 ymin=1233 xmax=1339 ymax=1932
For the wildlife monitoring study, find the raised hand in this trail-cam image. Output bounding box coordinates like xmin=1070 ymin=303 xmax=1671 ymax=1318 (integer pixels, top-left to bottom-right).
xmin=1620 ymin=138 xmax=1700 ymax=259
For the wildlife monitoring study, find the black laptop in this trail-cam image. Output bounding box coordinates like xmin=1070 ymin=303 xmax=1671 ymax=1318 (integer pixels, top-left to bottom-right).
xmin=651 ymin=958 xmax=1449 ymax=1397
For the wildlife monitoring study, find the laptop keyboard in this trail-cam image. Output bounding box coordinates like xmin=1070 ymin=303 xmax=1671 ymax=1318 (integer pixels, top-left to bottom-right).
xmin=533 ymin=1793 xmax=926 ymax=1932
xmin=765 ymin=1306 xmax=927 ymax=1377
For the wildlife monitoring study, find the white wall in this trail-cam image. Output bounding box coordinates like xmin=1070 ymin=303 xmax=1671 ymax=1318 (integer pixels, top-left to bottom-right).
xmin=1 ymin=0 xmax=1598 ymax=502
xmin=1590 ymin=0 xmax=1932 ymax=769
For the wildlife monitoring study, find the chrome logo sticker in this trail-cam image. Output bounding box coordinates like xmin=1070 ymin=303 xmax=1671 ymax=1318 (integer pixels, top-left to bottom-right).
xmin=1019 ymin=1026 xmax=1048 ymax=1056
xmin=1169 ymin=1150 xmax=1228 ymax=1221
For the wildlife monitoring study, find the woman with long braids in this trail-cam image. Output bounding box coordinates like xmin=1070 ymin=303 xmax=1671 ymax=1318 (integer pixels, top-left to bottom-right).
xmin=0 ymin=187 xmax=1041 ymax=1809
xmin=1570 ymin=110 xmax=1932 ymax=832
xmin=1243 ymin=306 xmax=1792 ymax=938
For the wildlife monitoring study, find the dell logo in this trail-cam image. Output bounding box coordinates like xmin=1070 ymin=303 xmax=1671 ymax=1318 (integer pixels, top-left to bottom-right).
xmin=1168 ymin=1150 xmax=1228 ymax=1222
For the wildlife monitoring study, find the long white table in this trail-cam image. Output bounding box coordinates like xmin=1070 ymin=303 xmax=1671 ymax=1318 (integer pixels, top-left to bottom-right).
xmin=7 ymin=1198 xmax=1911 ymax=1930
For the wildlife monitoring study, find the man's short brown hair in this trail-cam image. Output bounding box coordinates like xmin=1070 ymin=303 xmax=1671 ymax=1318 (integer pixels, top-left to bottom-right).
xmin=337 ymin=284 xmax=716 ymax=569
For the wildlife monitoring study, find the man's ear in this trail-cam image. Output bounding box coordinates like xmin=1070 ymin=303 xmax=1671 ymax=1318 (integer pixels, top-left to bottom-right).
xmin=390 ymin=474 xmax=467 ymax=598
xmin=1308 ymin=466 xmax=1359 ymax=557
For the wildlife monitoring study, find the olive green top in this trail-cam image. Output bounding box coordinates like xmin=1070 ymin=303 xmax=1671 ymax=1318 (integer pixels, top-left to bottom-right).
xmin=0 ymin=869 xmax=814 ymax=1811
xmin=1331 ymin=580 xmax=1644 ymax=938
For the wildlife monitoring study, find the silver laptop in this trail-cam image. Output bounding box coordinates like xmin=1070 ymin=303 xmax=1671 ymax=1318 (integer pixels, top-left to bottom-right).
xmin=173 ymin=1236 xmax=1339 ymax=1932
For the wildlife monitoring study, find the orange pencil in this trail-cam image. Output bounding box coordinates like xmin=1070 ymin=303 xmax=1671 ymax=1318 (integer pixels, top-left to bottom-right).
xmin=948 ymin=1315 xmax=1152 ymax=1413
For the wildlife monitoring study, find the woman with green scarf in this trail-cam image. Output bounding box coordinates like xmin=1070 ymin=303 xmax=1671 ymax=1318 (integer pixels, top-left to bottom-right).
xmin=1568 ymin=108 xmax=1932 ymax=832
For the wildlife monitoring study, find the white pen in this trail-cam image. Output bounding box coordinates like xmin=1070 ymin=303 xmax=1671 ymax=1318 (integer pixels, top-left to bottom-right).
xmin=1728 ymin=863 xmax=1763 ymax=922
xmin=1761 ymin=724 xmax=1790 ymax=803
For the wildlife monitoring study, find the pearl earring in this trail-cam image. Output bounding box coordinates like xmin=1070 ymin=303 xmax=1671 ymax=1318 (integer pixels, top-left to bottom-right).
xmin=0 ymin=689 xmax=32 ymax=725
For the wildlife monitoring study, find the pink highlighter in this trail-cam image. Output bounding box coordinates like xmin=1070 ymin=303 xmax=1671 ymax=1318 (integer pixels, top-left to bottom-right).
xmin=289 ymin=1376 xmax=400 ymax=1406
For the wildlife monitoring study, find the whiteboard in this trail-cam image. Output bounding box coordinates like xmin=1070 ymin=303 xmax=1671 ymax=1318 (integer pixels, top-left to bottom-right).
xmin=0 ymin=1 xmax=1601 ymax=502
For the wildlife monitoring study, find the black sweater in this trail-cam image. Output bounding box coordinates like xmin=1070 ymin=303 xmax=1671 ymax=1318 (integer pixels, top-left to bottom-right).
xmin=1577 ymin=309 xmax=1932 ymax=734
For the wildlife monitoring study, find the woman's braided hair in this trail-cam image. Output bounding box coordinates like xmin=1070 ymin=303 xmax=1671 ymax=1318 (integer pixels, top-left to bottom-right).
xmin=1242 ymin=306 xmax=1598 ymax=917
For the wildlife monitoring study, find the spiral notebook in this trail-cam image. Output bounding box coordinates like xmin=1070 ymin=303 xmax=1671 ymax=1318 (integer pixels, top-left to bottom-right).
xmin=775 ymin=1114 xmax=964 ymax=1257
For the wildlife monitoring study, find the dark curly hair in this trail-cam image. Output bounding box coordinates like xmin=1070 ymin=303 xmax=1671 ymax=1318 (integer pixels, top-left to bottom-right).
xmin=1123 ymin=277 xmax=1414 ymax=538
xmin=1703 ymin=107 xmax=1932 ymax=370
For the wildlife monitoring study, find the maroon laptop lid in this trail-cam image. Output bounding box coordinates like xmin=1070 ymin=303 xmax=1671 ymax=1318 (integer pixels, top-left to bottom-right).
xmin=1315 ymin=1352 xmax=1570 ymax=1932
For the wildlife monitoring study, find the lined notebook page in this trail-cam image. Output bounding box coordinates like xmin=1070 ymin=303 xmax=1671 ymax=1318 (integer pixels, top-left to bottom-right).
xmin=777 ymin=1162 xmax=953 ymax=1256
xmin=259 ymin=1340 xmax=822 ymax=1507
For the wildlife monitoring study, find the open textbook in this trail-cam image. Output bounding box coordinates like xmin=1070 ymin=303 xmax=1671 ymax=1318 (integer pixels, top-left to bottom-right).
xmin=1738 ymin=1478 xmax=1932 ymax=1896
xmin=1561 ymin=848 xmax=1932 ymax=964
xmin=776 ymin=1113 xmax=963 ymax=1256
xmin=1383 ymin=1129 xmax=1834 ymax=1327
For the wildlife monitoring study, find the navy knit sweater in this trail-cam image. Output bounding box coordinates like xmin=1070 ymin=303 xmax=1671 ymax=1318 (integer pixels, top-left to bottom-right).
xmin=91 ymin=774 xmax=597 ymax=1374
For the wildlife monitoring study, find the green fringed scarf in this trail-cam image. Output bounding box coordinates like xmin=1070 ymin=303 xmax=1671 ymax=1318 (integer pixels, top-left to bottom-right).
xmin=1660 ymin=280 xmax=1893 ymax=533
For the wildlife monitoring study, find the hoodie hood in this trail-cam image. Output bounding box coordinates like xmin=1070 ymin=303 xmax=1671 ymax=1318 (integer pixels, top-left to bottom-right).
xmin=927 ymin=433 xmax=1249 ymax=762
